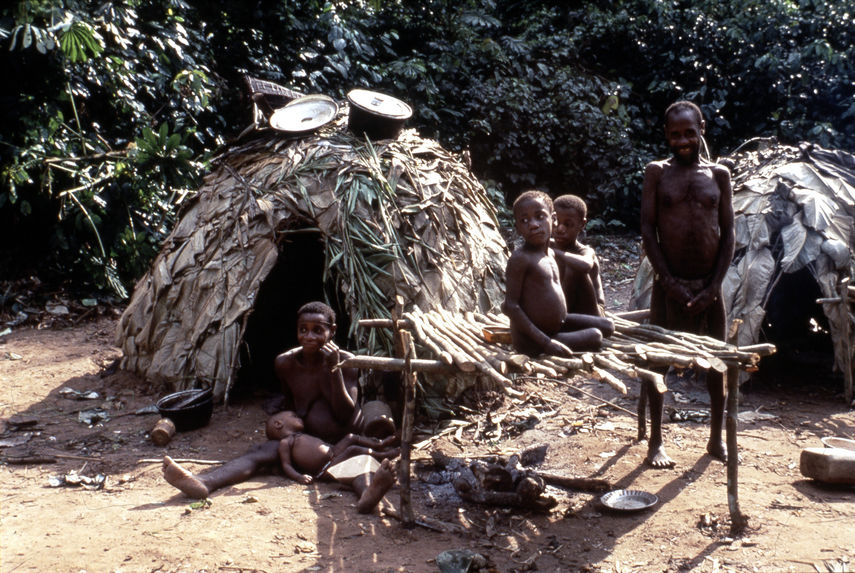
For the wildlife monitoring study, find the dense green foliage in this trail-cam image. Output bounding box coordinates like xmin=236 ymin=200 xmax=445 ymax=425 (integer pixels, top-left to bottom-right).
xmin=1 ymin=1 xmax=216 ymax=294
xmin=570 ymin=0 xmax=855 ymax=154
xmin=1 ymin=0 xmax=852 ymax=295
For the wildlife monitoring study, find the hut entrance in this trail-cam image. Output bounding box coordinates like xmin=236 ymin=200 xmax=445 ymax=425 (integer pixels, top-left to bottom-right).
xmin=234 ymin=232 xmax=350 ymax=397
xmin=753 ymin=267 xmax=836 ymax=389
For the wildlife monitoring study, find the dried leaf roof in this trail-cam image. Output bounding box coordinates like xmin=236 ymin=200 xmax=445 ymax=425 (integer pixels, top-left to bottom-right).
xmin=116 ymin=119 xmax=509 ymax=400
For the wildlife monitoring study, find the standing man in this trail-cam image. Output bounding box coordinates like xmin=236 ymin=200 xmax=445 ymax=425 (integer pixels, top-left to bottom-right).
xmin=639 ymin=101 xmax=735 ymax=468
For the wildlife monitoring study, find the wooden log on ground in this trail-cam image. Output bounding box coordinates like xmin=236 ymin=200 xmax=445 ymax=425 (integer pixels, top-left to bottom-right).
xmin=538 ymin=472 xmax=611 ymax=492
xmin=2 ymin=455 xmax=58 ymax=464
xmin=138 ymin=458 xmax=223 ymax=465
xmin=382 ymin=507 xmax=468 ymax=535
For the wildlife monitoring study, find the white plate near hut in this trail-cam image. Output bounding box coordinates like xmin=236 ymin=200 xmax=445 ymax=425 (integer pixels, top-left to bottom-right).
xmin=600 ymin=489 xmax=658 ymax=512
xmin=270 ymin=94 xmax=337 ymax=133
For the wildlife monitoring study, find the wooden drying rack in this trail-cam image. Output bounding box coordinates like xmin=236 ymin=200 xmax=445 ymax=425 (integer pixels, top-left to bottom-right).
xmin=344 ymin=299 xmax=775 ymax=532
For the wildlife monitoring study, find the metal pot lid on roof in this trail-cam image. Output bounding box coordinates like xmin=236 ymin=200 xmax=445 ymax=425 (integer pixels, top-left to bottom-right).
xmin=346 ymin=89 xmax=412 ymax=120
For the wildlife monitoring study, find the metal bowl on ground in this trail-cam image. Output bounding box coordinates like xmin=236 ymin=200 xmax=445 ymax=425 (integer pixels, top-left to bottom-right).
xmin=600 ymin=489 xmax=658 ymax=512
xmin=346 ymin=88 xmax=412 ymax=140
xmin=156 ymin=388 xmax=213 ymax=432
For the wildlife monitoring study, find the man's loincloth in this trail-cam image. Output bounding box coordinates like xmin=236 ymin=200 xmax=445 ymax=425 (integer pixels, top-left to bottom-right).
xmin=650 ymin=277 xmax=720 ymax=336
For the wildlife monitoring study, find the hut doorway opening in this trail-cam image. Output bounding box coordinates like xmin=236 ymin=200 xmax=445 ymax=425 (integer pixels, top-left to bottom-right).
xmin=751 ymin=267 xmax=836 ymax=390
xmin=233 ymin=232 xmax=350 ymax=398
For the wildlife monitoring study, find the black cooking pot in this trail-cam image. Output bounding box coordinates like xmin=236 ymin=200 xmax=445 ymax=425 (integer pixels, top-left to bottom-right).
xmin=156 ymin=388 xmax=213 ymax=432
xmin=346 ymin=89 xmax=412 ymax=140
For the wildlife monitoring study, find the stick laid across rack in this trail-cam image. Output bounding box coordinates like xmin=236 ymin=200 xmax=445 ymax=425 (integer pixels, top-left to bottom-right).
xmin=345 ymin=309 xmax=775 ymax=395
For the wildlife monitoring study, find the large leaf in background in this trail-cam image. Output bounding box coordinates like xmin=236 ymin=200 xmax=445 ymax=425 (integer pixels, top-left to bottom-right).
xmin=733 ymin=178 xmax=773 ymax=215
xmin=59 ymin=21 xmax=103 ymax=63
xmin=779 ymin=213 xmax=807 ymax=272
xmin=788 ymin=187 xmax=838 ymax=233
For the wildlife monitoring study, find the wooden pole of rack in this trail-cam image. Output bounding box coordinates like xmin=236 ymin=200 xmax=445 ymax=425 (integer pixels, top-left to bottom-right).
xmin=398 ymin=328 xmax=417 ymax=527
xmin=392 ymin=296 xmax=416 ymax=527
xmin=840 ymin=277 xmax=853 ymax=404
xmin=725 ymin=319 xmax=748 ymax=535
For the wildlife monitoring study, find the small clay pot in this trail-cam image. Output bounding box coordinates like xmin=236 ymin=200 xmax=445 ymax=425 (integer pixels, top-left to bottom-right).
xmin=362 ymin=399 xmax=395 ymax=438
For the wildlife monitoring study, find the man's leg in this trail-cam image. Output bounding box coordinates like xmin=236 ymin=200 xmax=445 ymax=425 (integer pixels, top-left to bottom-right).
xmin=163 ymin=440 xmax=280 ymax=498
xmin=706 ymin=370 xmax=727 ymax=461
xmin=645 ymin=380 xmax=675 ymax=468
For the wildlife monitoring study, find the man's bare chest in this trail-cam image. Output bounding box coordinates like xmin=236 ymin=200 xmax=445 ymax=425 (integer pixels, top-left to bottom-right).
xmin=659 ymin=168 xmax=720 ymax=210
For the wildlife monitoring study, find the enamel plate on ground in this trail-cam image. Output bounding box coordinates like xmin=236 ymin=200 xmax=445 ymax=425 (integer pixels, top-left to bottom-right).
xmin=600 ymin=489 xmax=658 ymax=512
xmin=270 ymin=94 xmax=338 ymax=133
xmin=821 ymin=436 xmax=855 ymax=452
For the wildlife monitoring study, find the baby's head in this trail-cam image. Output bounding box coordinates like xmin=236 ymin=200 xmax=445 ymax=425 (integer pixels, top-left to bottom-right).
xmin=266 ymin=410 xmax=304 ymax=440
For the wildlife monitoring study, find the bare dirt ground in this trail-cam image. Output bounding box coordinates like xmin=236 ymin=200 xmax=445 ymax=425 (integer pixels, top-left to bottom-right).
xmin=2 ymin=234 xmax=855 ymax=573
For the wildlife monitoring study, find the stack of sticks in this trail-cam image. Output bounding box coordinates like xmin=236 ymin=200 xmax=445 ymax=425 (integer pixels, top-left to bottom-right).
xmin=351 ymin=309 xmax=775 ymax=395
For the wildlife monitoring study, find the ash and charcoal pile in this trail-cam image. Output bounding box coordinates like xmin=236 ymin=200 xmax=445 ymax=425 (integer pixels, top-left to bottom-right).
xmin=415 ymin=446 xmax=558 ymax=513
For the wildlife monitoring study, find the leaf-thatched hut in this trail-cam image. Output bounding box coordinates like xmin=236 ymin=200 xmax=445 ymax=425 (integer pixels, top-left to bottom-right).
xmin=633 ymin=141 xmax=855 ymax=400
xmin=116 ymin=114 xmax=509 ymax=402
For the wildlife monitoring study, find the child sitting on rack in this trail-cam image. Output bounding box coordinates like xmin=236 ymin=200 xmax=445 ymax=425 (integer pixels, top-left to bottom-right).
xmin=503 ymin=190 xmax=613 ymax=357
